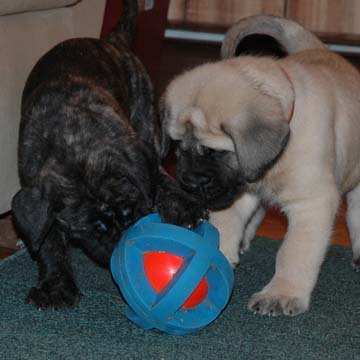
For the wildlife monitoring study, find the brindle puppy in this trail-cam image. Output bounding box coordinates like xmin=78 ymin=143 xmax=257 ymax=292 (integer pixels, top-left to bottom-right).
xmin=12 ymin=0 xmax=205 ymax=310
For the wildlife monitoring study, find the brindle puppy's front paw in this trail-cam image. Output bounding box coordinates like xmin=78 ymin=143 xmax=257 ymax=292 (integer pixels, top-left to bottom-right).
xmin=26 ymin=275 xmax=81 ymax=310
xmin=248 ymin=292 xmax=309 ymax=316
xmin=158 ymin=190 xmax=208 ymax=229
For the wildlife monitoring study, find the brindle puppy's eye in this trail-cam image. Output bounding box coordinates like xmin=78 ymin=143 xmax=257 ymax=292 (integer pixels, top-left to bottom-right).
xmin=102 ymin=210 xmax=113 ymax=219
xmin=94 ymin=220 xmax=108 ymax=234
xmin=121 ymin=206 xmax=132 ymax=219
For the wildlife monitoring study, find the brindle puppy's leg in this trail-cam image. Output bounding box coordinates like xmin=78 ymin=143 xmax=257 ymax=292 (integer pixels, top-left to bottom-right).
xmin=26 ymin=228 xmax=80 ymax=309
xmin=12 ymin=188 xmax=80 ymax=309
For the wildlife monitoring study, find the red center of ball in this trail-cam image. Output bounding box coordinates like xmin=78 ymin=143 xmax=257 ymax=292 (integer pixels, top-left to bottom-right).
xmin=143 ymin=251 xmax=208 ymax=308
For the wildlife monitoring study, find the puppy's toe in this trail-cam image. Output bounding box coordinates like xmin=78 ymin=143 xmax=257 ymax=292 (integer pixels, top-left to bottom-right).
xmin=228 ymin=259 xmax=240 ymax=269
xmin=352 ymin=257 xmax=360 ymax=272
xmin=26 ymin=277 xmax=81 ymax=310
xmin=220 ymin=244 xmax=240 ymax=268
xmin=239 ymin=240 xmax=250 ymax=255
xmin=248 ymin=292 xmax=308 ymax=316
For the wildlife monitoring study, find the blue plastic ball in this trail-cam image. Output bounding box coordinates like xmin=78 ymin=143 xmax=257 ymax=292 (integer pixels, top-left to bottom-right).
xmin=110 ymin=213 xmax=234 ymax=335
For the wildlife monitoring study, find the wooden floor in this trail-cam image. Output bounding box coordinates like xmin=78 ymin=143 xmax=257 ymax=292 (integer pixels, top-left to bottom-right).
xmin=0 ymin=247 xmax=17 ymax=260
xmin=256 ymin=204 xmax=350 ymax=246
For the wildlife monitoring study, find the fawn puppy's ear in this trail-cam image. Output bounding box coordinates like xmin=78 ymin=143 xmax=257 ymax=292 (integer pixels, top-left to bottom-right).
xmin=224 ymin=112 xmax=290 ymax=183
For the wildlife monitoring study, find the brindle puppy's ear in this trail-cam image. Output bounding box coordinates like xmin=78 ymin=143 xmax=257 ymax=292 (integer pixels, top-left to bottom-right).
xmin=12 ymin=187 xmax=55 ymax=254
xmin=224 ymin=114 xmax=290 ymax=183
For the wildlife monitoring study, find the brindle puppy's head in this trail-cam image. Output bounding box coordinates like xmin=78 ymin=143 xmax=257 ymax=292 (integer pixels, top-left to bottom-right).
xmin=13 ymin=97 xmax=158 ymax=263
xmin=59 ymin=134 xmax=158 ymax=258
xmin=161 ymin=57 xmax=293 ymax=210
xmin=12 ymin=140 xmax=157 ymax=264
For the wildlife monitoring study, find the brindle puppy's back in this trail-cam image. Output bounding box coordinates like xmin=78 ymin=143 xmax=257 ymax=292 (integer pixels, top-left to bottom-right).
xmin=19 ymin=37 xmax=159 ymax=192
xmin=22 ymin=38 xmax=157 ymax=144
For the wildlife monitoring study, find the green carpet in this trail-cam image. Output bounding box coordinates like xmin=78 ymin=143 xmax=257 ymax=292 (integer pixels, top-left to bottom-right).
xmin=1 ymin=238 xmax=359 ymax=360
